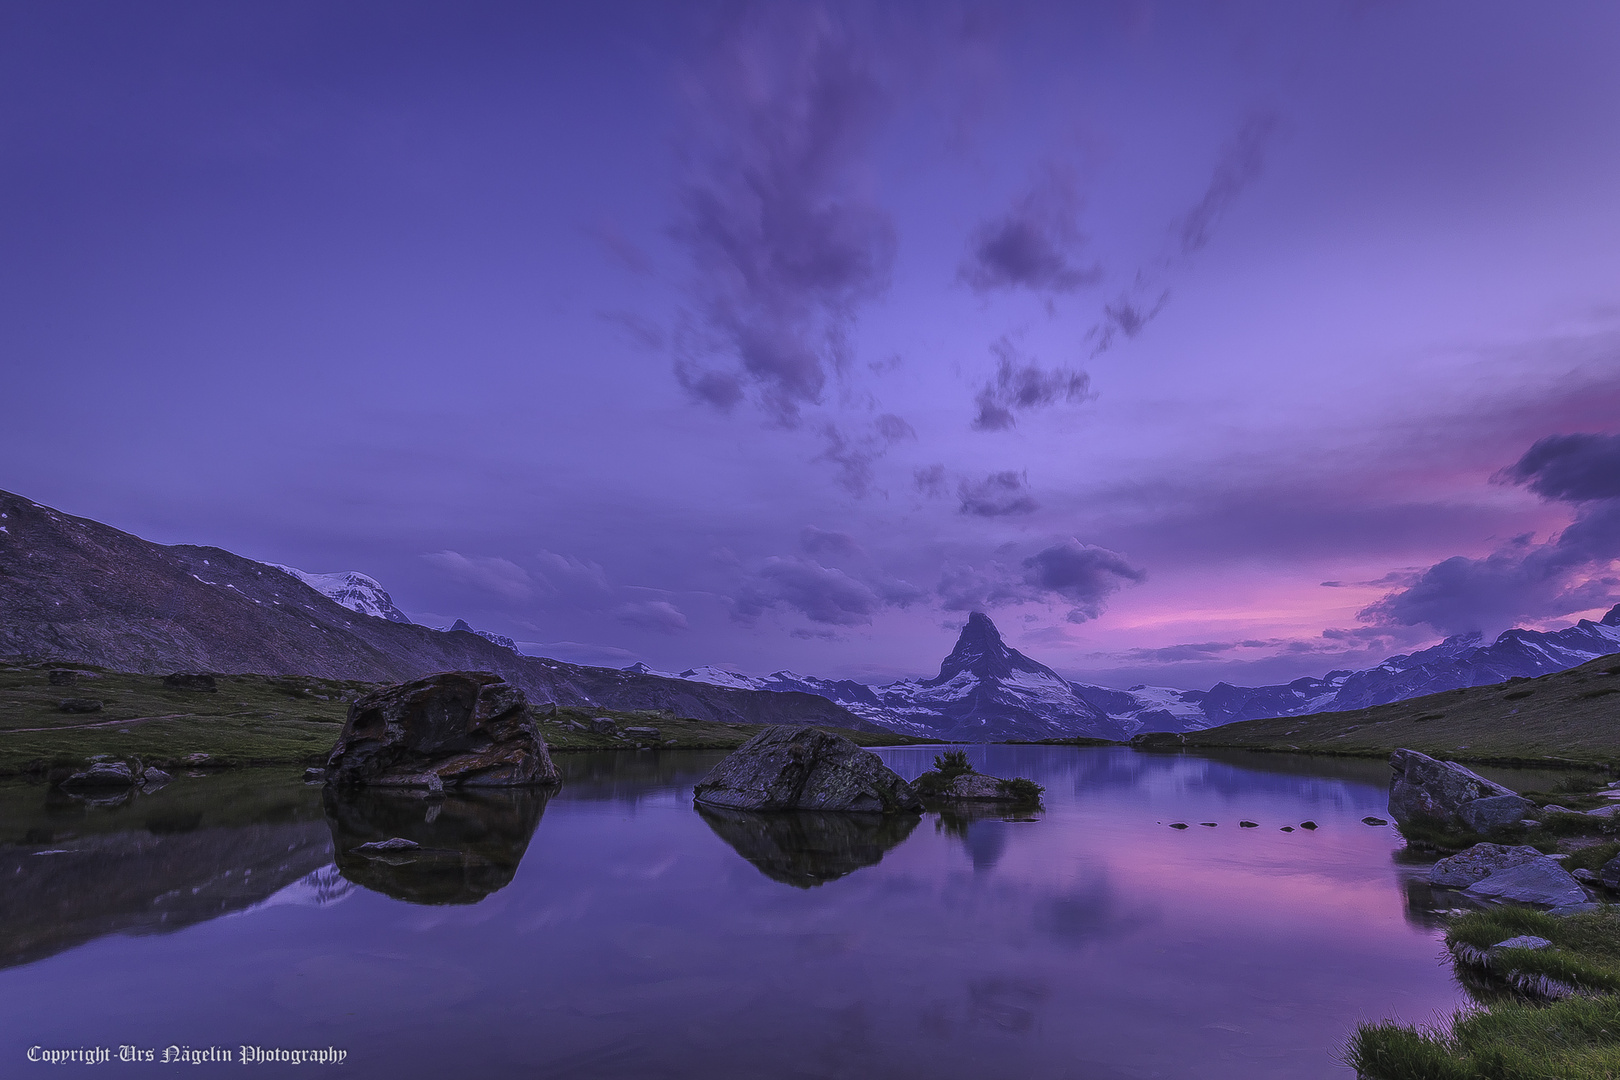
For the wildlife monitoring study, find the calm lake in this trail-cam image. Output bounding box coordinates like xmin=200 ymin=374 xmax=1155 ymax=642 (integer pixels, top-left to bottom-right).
xmin=1 ymin=745 xmax=1540 ymax=1078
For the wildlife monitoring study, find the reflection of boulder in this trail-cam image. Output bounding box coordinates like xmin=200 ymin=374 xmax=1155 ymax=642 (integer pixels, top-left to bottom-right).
xmin=324 ymin=672 xmax=561 ymax=790
xmin=693 ymin=726 xmax=920 ymax=812
xmin=696 ymin=805 xmax=918 ymax=888
xmin=324 ymin=787 xmax=548 ymax=904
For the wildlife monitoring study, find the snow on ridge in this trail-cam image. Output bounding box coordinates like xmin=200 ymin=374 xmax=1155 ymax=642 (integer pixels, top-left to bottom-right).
xmin=270 ymin=564 xmax=412 ymax=624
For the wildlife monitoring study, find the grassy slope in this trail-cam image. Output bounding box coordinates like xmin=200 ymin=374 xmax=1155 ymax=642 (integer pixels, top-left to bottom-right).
xmin=1183 ymin=653 xmax=1620 ymax=767
xmin=0 ymin=661 xmax=931 ymax=775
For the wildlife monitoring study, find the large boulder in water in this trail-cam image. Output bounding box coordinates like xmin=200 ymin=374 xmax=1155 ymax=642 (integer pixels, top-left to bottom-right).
xmin=323 ymin=672 xmax=560 ymax=789
xmin=1388 ymin=748 xmax=1531 ymax=833
xmin=692 ymin=726 xmax=921 ymax=813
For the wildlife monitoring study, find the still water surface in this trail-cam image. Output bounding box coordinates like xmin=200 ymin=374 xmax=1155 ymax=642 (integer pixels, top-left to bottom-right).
xmin=1 ymin=746 xmax=1509 ymax=1078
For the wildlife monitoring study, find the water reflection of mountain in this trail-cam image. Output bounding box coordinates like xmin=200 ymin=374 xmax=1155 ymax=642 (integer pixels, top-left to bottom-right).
xmin=325 ymin=787 xmax=549 ymax=905
xmin=697 ymin=807 xmax=920 ymax=888
xmin=1 ymin=821 xmax=335 ymax=970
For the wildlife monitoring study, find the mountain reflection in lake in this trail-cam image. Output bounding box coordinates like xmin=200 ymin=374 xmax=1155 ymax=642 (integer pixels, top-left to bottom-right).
xmin=2 ymin=746 xmax=1503 ymax=1079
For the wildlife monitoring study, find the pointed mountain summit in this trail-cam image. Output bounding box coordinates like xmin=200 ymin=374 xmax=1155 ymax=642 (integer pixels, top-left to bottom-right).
xmin=877 ymin=612 xmax=1126 ymax=741
xmin=928 ymin=611 xmax=1040 ymax=685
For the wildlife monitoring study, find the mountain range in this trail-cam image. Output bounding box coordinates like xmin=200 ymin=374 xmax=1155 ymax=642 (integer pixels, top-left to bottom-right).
xmin=4 ymin=487 xmax=1617 ymax=741
xmin=0 ymin=490 xmax=878 ymax=732
xmin=639 ymin=607 xmax=1620 ymax=740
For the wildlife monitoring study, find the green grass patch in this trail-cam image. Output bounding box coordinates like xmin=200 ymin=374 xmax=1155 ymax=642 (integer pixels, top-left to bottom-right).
xmin=1350 ymin=996 xmax=1620 ymax=1080
xmin=1352 ymin=909 xmax=1620 ymax=1079
xmin=0 ymin=663 xmax=934 ymax=775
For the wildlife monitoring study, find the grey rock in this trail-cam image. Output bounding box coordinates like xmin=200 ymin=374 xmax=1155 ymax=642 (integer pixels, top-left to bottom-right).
xmin=57 ymin=698 xmax=103 ymax=713
xmin=1388 ymin=748 xmax=1520 ymax=831
xmin=589 ymin=717 xmax=618 ymax=736
xmin=1599 ymin=853 xmax=1620 ymax=889
xmin=47 ymin=670 xmax=78 ymax=686
xmin=140 ymin=767 xmax=172 ymax=785
xmin=692 ymin=725 xmax=921 ymax=813
xmin=1584 ymin=804 xmax=1620 ymax=819
xmin=324 ymin=672 xmax=561 ymax=789
xmin=1550 ymin=902 xmax=1601 ymax=916
xmin=1542 ymin=805 xmax=1576 ymax=815
xmin=59 ymin=761 xmax=137 ymax=789
xmin=1430 ymin=843 xmax=1545 ymax=888
xmin=936 ymin=773 xmax=1019 ymax=801
xmin=1458 ymin=794 xmax=1536 ymax=833
xmin=622 ymin=726 xmax=661 ymax=739
xmin=1463 ymin=859 xmax=1589 ymax=908
xmin=1493 ymin=935 xmax=1552 ymax=950
xmin=302 ymin=767 xmax=325 ymax=782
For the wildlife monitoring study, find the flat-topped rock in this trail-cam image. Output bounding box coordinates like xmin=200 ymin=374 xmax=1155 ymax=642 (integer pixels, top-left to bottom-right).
xmin=322 ymin=672 xmax=560 ymax=789
xmin=1430 ymin=842 xmax=1590 ymax=907
xmin=693 ymin=726 xmax=920 ymax=813
xmin=1430 ymin=843 xmax=1545 ymax=888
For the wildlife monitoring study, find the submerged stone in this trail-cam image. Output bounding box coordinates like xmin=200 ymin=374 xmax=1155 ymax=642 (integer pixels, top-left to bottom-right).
xmin=692 ymin=726 xmax=920 ymax=813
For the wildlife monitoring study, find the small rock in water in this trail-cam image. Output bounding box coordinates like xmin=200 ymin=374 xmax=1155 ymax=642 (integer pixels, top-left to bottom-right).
xmin=1169 ymin=822 xmax=1190 ymax=830
xmin=1199 ymin=822 xmax=1217 ymax=828
xmin=1280 ymin=826 xmax=1295 ymax=832
xmin=1239 ymin=821 xmax=1259 ymax=828
xmin=355 ymin=837 xmax=420 ymax=853
xmin=1362 ymin=816 xmax=1389 ymax=826
xmin=303 ymin=767 xmax=326 ymax=782
xmin=1492 ymin=935 xmax=1552 ymax=951
xmin=140 ymin=767 xmax=172 ymax=785
xmin=1300 ymin=821 xmax=1318 ymax=830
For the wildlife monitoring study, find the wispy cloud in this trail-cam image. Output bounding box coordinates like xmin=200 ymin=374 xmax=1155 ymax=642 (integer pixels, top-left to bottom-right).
xmin=972 ymin=336 xmax=1094 ymax=431
xmin=958 ymin=470 xmax=1039 ymax=516
xmin=671 ymin=6 xmax=896 ymax=424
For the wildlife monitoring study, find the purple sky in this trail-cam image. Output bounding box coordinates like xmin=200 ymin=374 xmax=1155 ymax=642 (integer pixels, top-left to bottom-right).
xmin=5 ymin=1 xmax=1620 ymax=689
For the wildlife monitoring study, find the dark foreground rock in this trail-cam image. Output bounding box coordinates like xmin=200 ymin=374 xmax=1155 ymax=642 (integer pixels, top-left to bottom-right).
xmin=325 ymin=786 xmax=548 ymax=904
xmin=696 ymin=805 xmax=919 ymax=887
xmin=693 ymin=726 xmax=921 ymax=812
xmin=1388 ymin=748 xmax=1532 ymax=833
xmin=1429 ymin=843 xmax=1590 ymax=908
xmin=323 ymin=672 xmax=560 ymax=789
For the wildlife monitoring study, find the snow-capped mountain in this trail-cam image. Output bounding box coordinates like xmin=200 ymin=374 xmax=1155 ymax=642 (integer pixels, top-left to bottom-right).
xmin=625 ymin=614 xmax=1133 ymax=740
xmin=443 ymin=618 xmax=517 ymax=652
xmin=269 ymin=566 xmax=411 ymax=624
xmin=624 ymin=605 xmax=1620 ymax=740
